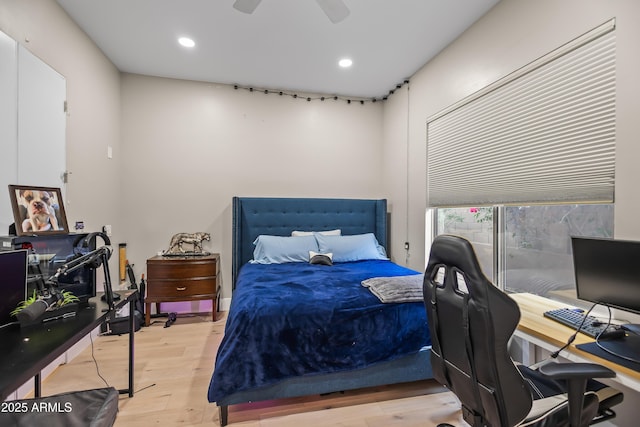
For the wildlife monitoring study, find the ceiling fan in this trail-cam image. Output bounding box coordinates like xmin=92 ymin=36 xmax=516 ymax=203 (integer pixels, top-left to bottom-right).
xmin=233 ymin=0 xmax=350 ymax=24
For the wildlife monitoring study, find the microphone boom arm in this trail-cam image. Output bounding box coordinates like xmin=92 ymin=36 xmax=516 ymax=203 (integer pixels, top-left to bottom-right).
xmin=50 ymin=246 xmax=112 ymax=282
xmin=48 ymin=245 xmax=116 ymax=311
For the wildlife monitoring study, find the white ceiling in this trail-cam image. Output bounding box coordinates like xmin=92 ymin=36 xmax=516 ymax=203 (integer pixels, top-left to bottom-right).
xmin=56 ymin=0 xmax=499 ymax=99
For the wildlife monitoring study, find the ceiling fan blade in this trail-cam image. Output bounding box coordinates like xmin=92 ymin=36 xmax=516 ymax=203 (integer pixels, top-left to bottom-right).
xmin=316 ymin=0 xmax=350 ymax=24
xmin=233 ymin=0 xmax=262 ymax=14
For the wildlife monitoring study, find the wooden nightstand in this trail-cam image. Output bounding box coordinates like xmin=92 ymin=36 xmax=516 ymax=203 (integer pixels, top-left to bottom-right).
xmin=145 ymin=254 xmax=220 ymax=326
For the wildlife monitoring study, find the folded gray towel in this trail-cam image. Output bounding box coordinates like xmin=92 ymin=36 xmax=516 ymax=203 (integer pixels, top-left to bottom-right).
xmin=361 ymin=274 xmax=424 ymax=303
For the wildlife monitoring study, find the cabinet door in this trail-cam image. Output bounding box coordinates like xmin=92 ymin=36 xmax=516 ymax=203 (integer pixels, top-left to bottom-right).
xmin=0 ymin=31 xmax=17 ymax=234
xmin=17 ymin=45 xmax=66 ymax=189
xmin=0 ymin=33 xmax=66 ymax=235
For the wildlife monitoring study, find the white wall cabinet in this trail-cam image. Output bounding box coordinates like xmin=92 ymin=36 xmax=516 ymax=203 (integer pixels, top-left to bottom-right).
xmin=0 ymin=30 xmax=66 ymax=234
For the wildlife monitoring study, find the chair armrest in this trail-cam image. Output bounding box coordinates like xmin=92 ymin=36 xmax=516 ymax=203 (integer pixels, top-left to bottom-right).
xmin=539 ymin=362 xmax=615 ymax=380
xmin=539 ymin=362 xmax=616 ymax=426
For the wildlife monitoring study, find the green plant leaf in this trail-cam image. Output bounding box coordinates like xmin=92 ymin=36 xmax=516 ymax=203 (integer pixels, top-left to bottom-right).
xmin=10 ymin=289 xmax=38 ymax=317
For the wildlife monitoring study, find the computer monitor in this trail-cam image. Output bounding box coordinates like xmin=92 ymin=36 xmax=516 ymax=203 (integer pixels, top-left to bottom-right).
xmin=0 ymin=249 xmax=28 ymax=327
xmin=572 ymin=236 xmax=640 ymax=364
xmin=571 ymin=236 xmax=640 ymax=315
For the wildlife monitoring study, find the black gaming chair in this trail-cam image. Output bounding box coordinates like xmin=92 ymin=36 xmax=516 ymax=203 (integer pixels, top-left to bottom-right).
xmin=423 ymin=235 xmax=623 ymax=427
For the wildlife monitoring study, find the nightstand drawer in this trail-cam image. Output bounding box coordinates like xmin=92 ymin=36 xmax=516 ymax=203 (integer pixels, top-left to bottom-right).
xmin=147 ymin=260 xmax=218 ymax=279
xmin=149 ymin=277 xmax=216 ymax=298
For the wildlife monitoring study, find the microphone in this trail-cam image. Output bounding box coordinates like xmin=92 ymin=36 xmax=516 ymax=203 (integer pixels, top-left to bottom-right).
xmin=52 ymin=244 xmax=118 ymax=311
xmin=15 ymin=292 xmax=61 ymax=324
xmin=53 ymin=245 xmax=112 ymax=280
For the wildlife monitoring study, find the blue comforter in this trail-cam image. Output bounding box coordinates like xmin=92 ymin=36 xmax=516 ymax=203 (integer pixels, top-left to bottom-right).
xmin=207 ymin=260 xmax=430 ymax=403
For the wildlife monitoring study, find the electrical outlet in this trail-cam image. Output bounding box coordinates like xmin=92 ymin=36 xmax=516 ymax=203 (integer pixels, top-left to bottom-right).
xmin=103 ymin=224 xmax=112 ymax=236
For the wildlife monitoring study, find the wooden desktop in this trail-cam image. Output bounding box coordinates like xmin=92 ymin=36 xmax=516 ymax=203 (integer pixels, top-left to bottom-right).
xmin=512 ymin=292 xmax=640 ymax=392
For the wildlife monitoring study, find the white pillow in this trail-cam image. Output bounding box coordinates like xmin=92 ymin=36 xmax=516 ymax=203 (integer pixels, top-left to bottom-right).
xmin=291 ymin=229 xmax=341 ymax=237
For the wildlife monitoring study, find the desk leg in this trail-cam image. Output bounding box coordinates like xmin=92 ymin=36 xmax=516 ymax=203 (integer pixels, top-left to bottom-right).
xmin=128 ymin=298 xmax=135 ymax=397
xmin=145 ymin=303 xmax=151 ymax=326
xmin=513 ymin=336 xmax=535 ymax=366
xmin=119 ymin=298 xmax=135 ymax=397
xmin=34 ymin=373 xmax=41 ymax=398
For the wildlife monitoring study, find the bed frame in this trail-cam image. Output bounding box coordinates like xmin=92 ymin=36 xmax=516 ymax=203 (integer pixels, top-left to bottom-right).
xmin=217 ymin=197 xmax=433 ymax=425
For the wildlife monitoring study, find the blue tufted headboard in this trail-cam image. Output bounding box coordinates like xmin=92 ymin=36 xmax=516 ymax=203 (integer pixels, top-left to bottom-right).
xmin=232 ymin=197 xmax=387 ymax=289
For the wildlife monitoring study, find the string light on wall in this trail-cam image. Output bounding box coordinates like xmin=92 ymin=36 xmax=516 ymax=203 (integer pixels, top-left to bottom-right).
xmin=232 ymin=79 xmax=410 ymax=104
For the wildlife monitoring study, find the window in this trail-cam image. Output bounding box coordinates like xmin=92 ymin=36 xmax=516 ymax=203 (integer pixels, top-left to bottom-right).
xmin=503 ymin=204 xmax=613 ymax=300
xmin=428 ymin=21 xmax=616 ymax=305
xmin=434 ymin=204 xmax=614 ymax=303
xmin=436 ymin=207 xmax=494 ymax=280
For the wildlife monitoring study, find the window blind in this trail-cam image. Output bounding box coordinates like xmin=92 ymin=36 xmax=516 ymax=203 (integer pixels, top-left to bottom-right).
xmin=427 ymin=19 xmax=616 ymax=207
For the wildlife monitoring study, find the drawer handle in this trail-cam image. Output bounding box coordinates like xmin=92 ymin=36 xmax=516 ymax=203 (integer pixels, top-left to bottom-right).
xmin=176 ymin=287 xmax=187 ymax=291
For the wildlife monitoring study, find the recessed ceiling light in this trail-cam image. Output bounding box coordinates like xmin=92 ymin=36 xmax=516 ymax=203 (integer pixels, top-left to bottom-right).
xmin=338 ymin=58 xmax=353 ymax=68
xmin=178 ymin=37 xmax=195 ymax=48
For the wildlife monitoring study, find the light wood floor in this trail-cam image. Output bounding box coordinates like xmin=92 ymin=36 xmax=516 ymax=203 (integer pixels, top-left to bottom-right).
xmin=38 ymin=312 xmax=464 ymax=426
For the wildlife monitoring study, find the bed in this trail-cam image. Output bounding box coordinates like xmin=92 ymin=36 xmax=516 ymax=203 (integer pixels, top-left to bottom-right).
xmin=208 ymin=197 xmax=433 ymax=425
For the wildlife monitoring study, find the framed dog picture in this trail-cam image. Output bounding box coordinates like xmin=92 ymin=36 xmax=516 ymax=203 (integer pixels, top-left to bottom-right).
xmin=8 ymin=185 xmax=69 ymax=236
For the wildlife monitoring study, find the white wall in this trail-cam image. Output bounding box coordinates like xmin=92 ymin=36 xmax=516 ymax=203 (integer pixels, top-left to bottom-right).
xmin=383 ymin=0 xmax=640 ymax=273
xmin=381 ymin=85 xmax=411 ymax=265
xmin=0 ymin=0 xmax=122 ymax=281
xmin=120 ymin=74 xmax=385 ymax=300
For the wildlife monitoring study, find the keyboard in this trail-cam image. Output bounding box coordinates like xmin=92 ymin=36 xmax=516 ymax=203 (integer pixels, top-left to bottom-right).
xmin=543 ymin=308 xmax=625 ymax=339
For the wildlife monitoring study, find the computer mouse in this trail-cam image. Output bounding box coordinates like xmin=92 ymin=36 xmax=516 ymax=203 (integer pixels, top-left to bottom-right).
xmin=620 ymin=324 xmax=640 ymax=335
xmin=599 ymin=328 xmax=626 ymax=340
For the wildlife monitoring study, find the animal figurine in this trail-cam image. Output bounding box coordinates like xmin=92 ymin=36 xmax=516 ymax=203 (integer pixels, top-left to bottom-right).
xmin=164 ymin=232 xmax=211 ymax=255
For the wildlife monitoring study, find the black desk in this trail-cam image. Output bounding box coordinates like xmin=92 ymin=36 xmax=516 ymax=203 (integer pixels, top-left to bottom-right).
xmin=0 ymin=291 xmax=137 ymax=401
